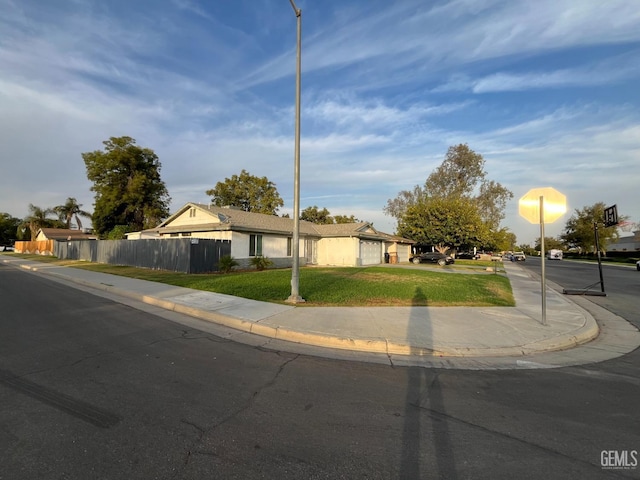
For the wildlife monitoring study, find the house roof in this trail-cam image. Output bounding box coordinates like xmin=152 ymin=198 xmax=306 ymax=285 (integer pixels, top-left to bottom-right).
xmin=154 ymin=203 xmax=321 ymax=236
xmin=608 ymin=231 xmax=640 ymax=251
xmin=150 ymin=202 xmax=414 ymax=244
xmin=37 ymin=228 xmax=98 ymax=240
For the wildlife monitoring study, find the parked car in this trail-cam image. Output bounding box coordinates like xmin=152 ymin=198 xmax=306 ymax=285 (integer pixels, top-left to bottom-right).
xmin=0 ymin=245 xmax=15 ymax=252
xmin=636 ymin=260 xmax=640 ymax=271
xmin=411 ymin=252 xmax=455 ymax=266
xmin=512 ymin=251 xmax=526 ymax=261
xmin=457 ymin=251 xmax=480 ymax=260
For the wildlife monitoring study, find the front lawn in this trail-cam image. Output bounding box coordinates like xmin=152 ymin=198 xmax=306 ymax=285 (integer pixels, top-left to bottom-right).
xmin=8 ymin=254 xmax=514 ymax=307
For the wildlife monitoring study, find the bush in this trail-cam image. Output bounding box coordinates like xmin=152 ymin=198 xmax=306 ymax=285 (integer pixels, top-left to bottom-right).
xmin=249 ymin=256 xmax=273 ymax=271
xmin=218 ymin=255 xmax=239 ymax=274
xmin=107 ymin=225 xmax=131 ymax=240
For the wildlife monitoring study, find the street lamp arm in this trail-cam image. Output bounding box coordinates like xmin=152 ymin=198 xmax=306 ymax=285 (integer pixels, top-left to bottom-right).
xmin=289 ymin=0 xmax=301 ymax=16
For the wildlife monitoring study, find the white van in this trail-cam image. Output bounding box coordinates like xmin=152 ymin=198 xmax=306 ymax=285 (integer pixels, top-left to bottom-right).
xmin=548 ymin=249 xmax=563 ymax=260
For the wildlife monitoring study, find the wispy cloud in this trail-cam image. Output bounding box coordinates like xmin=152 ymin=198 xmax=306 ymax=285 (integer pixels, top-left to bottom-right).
xmin=1 ymin=0 xmax=639 ymax=242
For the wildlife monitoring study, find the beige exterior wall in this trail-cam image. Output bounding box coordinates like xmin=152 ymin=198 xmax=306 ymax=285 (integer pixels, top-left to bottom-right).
xmin=168 ymin=207 xmax=223 ymax=227
xmin=316 ymin=237 xmax=360 ymax=266
xmin=35 ymin=231 xmax=49 ymax=241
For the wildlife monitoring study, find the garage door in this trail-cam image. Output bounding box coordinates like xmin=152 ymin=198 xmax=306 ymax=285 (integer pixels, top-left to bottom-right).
xmin=360 ymin=241 xmax=381 ymax=265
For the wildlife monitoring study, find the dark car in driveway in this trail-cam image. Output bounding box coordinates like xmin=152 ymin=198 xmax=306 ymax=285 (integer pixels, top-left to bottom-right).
xmin=457 ymin=251 xmax=480 ymax=260
xmin=411 ymin=252 xmax=455 ymax=266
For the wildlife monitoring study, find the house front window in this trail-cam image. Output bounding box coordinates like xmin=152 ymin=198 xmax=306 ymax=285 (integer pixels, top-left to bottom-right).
xmin=249 ymin=234 xmax=263 ymax=256
xmin=287 ymin=237 xmax=292 ymax=256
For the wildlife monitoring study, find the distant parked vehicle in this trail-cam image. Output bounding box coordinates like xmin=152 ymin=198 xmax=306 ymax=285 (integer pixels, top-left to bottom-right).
xmin=411 ymin=252 xmax=455 ymax=266
xmin=512 ymin=252 xmax=526 ymax=261
xmin=0 ymin=245 xmax=15 ymax=252
xmin=636 ymin=260 xmax=640 ymax=271
xmin=456 ymin=251 xmax=480 ymax=260
xmin=548 ymin=249 xmax=563 ymax=260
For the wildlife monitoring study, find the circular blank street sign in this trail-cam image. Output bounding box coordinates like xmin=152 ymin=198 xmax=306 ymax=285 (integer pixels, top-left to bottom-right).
xmin=519 ymin=187 xmax=567 ymax=224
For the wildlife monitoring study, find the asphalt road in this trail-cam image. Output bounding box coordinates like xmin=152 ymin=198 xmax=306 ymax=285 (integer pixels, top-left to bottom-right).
xmin=1 ymin=263 xmax=639 ymax=480
xmin=518 ymin=256 xmax=640 ymax=329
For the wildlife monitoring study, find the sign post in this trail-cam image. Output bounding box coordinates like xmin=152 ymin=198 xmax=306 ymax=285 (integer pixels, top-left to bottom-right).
xmin=519 ymin=187 xmax=567 ymax=325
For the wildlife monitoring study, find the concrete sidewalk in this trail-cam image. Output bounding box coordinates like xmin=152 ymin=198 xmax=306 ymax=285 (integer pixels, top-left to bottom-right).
xmin=2 ymin=255 xmax=639 ymax=369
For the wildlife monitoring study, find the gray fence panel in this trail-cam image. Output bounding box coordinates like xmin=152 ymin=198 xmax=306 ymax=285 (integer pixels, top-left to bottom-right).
xmin=189 ymin=239 xmax=231 ymax=273
xmin=54 ymin=238 xmax=230 ymax=273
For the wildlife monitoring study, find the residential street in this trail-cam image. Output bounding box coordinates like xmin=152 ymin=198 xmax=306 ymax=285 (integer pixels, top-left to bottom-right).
xmin=1 ymin=262 xmax=639 ymax=479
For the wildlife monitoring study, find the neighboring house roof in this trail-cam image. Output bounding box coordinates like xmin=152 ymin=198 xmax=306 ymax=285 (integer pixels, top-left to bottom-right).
xmin=148 ymin=202 xmax=414 ymax=244
xmin=608 ymin=231 xmax=640 ymax=251
xmin=37 ymin=228 xmax=98 ymax=241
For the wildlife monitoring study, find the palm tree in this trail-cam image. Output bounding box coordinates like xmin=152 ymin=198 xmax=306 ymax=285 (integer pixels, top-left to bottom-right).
xmin=54 ymin=197 xmax=92 ymax=230
xmin=20 ymin=204 xmax=58 ymax=240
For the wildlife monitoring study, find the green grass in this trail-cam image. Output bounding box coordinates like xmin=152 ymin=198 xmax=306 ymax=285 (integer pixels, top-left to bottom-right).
xmin=7 ymin=254 xmax=514 ymax=307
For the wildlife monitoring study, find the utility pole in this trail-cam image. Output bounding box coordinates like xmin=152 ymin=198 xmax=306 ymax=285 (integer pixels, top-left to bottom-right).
xmin=287 ymin=0 xmax=305 ymax=304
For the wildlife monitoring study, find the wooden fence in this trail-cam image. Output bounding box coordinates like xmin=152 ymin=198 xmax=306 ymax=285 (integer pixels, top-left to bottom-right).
xmin=14 ymin=240 xmax=55 ymax=255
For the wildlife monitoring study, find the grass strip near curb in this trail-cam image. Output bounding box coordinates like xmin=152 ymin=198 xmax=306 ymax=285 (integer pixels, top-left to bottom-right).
xmin=6 ymin=254 xmax=514 ymax=307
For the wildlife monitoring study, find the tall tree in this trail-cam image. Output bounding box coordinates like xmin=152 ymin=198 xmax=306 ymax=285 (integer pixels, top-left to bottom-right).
xmin=397 ymin=197 xmax=488 ymax=252
xmin=0 ymin=213 xmax=21 ymax=245
xmin=83 ymin=136 xmax=171 ymax=236
xmin=54 ymin=197 xmax=92 ymax=230
xmin=383 ymin=185 xmax=425 ymax=222
xmin=386 ymin=144 xmax=513 ymax=247
xmin=488 ymin=228 xmax=517 ymax=252
xmin=561 ymin=202 xmax=621 ymax=253
xmin=424 ymin=144 xmax=485 ymax=199
xmin=300 ymin=206 xmax=333 ymax=224
xmin=424 ymin=144 xmax=513 ymax=227
xmin=535 ymin=236 xmax=565 ymax=252
xmin=206 ymin=169 xmax=284 ymax=215
xmin=333 ymin=214 xmax=361 ymax=224
xmin=20 ymin=204 xmax=60 ymax=240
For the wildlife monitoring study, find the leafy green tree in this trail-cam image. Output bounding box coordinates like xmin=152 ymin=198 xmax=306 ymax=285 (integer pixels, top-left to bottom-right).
xmin=487 ymin=228 xmax=517 ymax=252
xmin=106 ymin=225 xmax=131 ymax=240
xmin=383 ymin=185 xmax=425 ymax=221
xmin=333 ymin=214 xmax=361 ymax=224
xmin=397 ymin=197 xmax=488 ymax=253
xmin=424 ymin=144 xmax=486 ymax=199
xmin=54 ymin=197 xmax=92 ymax=230
xmin=424 ymin=144 xmax=513 ymax=228
xmin=386 ymin=144 xmax=513 ymax=247
xmin=561 ymin=202 xmax=621 ymax=253
xmin=517 ymin=244 xmax=537 ymax=256
xmin=83 ymin=136 xmax=171 ymax=236
xmin=300 ymin=206 xmax=363 ymax=225
xmin=206 ymin=169 xmax=283 ymax=215
xmin=19 ymin=204 xmax=61 ymax=240
xmin=0 ymin=213 xmax=21 ymax=245
xmin=301 ymin=206 xmax=333 ymax=224
xmin=534 ymin=236 xmax=564 ymax=253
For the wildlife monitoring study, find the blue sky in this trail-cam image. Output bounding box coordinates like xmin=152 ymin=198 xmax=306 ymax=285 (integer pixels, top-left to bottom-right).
xmin=2 ymin=0 xmax=639 ymax=243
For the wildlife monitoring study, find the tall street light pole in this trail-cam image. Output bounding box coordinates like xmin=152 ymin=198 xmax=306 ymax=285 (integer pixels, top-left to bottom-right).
xmin=287 ymin=0 xmax=305 ymax=303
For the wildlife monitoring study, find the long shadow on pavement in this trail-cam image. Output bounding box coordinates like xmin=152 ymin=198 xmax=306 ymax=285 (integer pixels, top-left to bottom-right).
xmin=399 ymin=286 xmax=458 ymax=479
